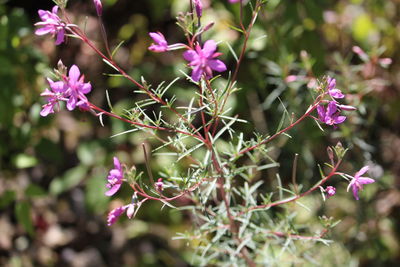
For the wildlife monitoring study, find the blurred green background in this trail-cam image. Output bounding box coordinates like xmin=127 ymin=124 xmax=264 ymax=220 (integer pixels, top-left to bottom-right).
xmin=0 ymin=0 xmax=399 ymax=266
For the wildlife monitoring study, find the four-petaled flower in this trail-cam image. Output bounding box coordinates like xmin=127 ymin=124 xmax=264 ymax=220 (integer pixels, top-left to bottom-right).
xmin=347 ymin=166 xmax=375 ymax=200
xmin=105 ymin=157 xmax=124 ymax=196
xmin=40 ymin=64 xmax=92 ymax=116
xmin=35 ymin=6 xmax=66 ymax=45
xmin=327 ymin=76 xmax=345 ymax=99
xmin=183 ymin=40 xmax=227 ymax=82
xmin=317 ymin=101 xmax=346 ymax=127
xmin=63 ymin=65 xmax=92 ymax=111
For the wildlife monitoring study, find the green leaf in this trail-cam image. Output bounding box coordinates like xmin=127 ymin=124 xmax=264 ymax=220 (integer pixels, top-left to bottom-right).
xmin=15 ymin=201 xmax=34 ymax=236
xmin=0 ymin=190 xmax=16 ymax=209
xmin=13 ymin=154 xmax=38 ymax=169
xmin=25 ymin=184 xmax=46 ymax=198
xmin=85 ymin=174 xmax=109 ymax=214
xmin=49 ymin=166 xmax=88 ymax=195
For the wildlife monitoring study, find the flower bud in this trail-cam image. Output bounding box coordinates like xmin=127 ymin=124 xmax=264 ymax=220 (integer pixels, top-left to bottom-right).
xmin=93 ymin=0 xmax=102 ymax=16
xmin=325 ymin=186 xmax=336 ymax=198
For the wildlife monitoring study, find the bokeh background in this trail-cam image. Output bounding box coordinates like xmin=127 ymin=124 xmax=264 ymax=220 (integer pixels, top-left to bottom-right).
xmin=1 ymin=0 xmax=399 ymax=266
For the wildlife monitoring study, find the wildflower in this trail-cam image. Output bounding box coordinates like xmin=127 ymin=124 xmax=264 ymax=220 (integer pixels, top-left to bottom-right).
xmin=347 ymin=166 xmax=375 ymax=200
xmin=317 ymin=101 xmax=346 ymax=127
xmin=35 ymin=6 xmax=66 ymax=45
xmin=93 ymin=0 xmax=103 ymax=16
xmin=194 ymin=0 xmax=203 ymax=17
xmin=325 ymin=186 xmax=336 ymax=198
xmin=183 ymin=40 xmax=227 ymax=82
xmin=155 ymin=178 xmax=164 ymax=191
xmin=229 ymin=0 xmax=241 ymax=3
xmin=326 ymin=76 xmax=344 ymax=99
xmin=105 ymin=157 xmax=124 ymax=196
xmin=63 ymin=65 xmax=92 ymax=111
xmin=148 ymin=32 xmax=168 ymax=52
xmin=40 ymin=78 xmax=68 ymax=117
xmin=107 ymin=206 xmax=127 ymax=226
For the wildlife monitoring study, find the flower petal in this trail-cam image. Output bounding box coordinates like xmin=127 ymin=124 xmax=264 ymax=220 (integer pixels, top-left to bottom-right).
xmin=352 ymin=184 xmax=360 ymax=200
xmin=105 ymin=184 xmax=121 ymax=196
xmin=358 ymin=177 xmax=375 ymax=185
xmin=202 ymin=40 xmax=217 ymax=58
xmin=113 ymin=157 xmax=121 ymax=171
xmin=55 ymin=30 xmax=65 ymax=45
xmin=208 ymin=59 xmax=227 ymax=72
xmin=326 ymin=101 xmax=337 ymax=117
xmin=183 ymin=50 xmax=198 ymax=62
xmin=354 ymin=166 xmax=369 ymax=178
xmin=191 ymin=66 xmax=203 ymax=82
xmin=69 ymin=65 xmax=81 ymax=84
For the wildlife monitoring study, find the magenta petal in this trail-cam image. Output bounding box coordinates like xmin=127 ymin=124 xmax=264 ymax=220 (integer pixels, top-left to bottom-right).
xmin=105 ymin=184 xmax=121 ymax=196
xmin=191 ymin=66 xmax=203 ymax=82
xmin=35 ymin=27 xmax=52 ymax=35
xmin=326 ymin=101 xmax=337 ymax=116
xmin=81 ymin=82 xmax=92 ymax=94
xmin=183 ymin=50 xmax=198 ymax=61
xmin=66 ymin=96 xmax=77 ymax=110
xmin=334 ymin=115 xmax=346 ymax=124
xmin=40 ymin=104 xmax=53 ymax=117
xmin=52 ymin=5 xmax=59 ymax=14
xmin=69 ymin=65 xmax=81 ymax=83
xmin=49 ymin=80 xmax=65 ymax=92
xmin=317 ymin=105 xmax=326 ymax=122
xmin=355 ymin=166 xmax=369 ymax=178
xmin=352 ymin=185 xmax=360 ymax=200
xmin=202 ymin=40 xmax=217 ymax=58
xmin=113 ymin=157 xmax=121 ymax=170
xmin=329 ymin=89 xmax=345 ymax=98
xmin=358 ymin=177 xmax=375 ymax=185
xmin=208 ymin=59 xmax=227 ymax=72
xmin=55 ymin=30 xmax=65 ymax=45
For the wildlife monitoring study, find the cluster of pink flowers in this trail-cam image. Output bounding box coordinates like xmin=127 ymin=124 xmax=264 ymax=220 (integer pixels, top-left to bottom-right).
xmin=40 ymin=64 xmax=91 ymax=116
xmin=316 ymin=76 xmax=356 ymax=127
xmin=148 ymin=34 xmax=227 ymax=82
xmin=35 ymin=6 xmax=67 ymax=45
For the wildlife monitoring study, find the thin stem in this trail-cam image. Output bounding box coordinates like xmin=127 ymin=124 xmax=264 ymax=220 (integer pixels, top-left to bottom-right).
xmin=237 ymin=96 xmax=323 ymax=155
xmin=61 ymin=9 xmax=204 ymax=141
xmin=89 ymin=103 xmax=201 ymax=139
xmin=238 ymin=159 xmax=342 ymax=216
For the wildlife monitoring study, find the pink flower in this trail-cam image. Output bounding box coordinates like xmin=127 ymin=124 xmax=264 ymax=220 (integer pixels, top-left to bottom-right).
xmin=183 ymin=40 xmax=227 ymax=82
xmin=35 ymin=6 xmax=66 ymax=45
xmin=107 ymin=206 xmax=127 ymax=226
xmin=155 ymin=178 xmax=164 ymax=191
xmin=325 ymin=186 xmax=336 ymax=198
xmin=229 ymin=0 xmax=241 ymax=3
xmin=39 ymin=64 xmax=92 ymax=116
xmin=105 ymin=157 xmax=124 ymax=196
xmin=93 ymin=0 xmax=103 ymax=16
xmin=317 ymin=101 xmax=346 ymax=127
xmin=148 ymin=32 xmax=168 ymax=52
xmin=347 ymin=166 xmax=375 ymax=200
xmin=40 ymin=78 xmax=68 ymax=116
xmin=326 ymin=76 xmax=345 ymax=99
xmin=63 ymin=65 xmax=92 ymax=111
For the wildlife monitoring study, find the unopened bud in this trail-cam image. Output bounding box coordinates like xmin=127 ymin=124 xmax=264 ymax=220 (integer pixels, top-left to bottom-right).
xmin=93 ymin=0 xmax=102 ymax=16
